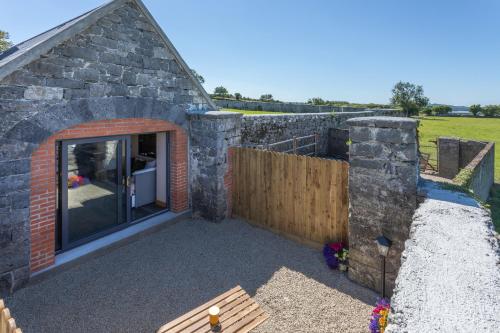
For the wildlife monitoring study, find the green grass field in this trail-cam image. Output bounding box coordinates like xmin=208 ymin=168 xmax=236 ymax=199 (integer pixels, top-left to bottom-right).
xmin=222 ymin=108 xmax=289 ymax=115
xmin=418 ymin=116 xmax=500 ymax=231
xmin=418 ymin=117 xmax=500 ymax=183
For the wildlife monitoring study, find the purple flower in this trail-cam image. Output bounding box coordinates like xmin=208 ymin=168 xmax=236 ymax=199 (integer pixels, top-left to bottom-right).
xmin=323 ymin=244 xmax=339 ymax=269
xmin=377 ymin=298 xmax=390 ymax=308
xmin=369 ymin=314 xmax=381 ymax=333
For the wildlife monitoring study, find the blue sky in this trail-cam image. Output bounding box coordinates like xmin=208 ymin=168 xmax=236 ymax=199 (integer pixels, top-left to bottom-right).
xmin=1 ymin=0 xmax=499 ymax=105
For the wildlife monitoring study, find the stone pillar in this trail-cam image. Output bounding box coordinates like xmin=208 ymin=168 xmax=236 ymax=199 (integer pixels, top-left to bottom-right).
xmin=188 ymin=111 xmax=242 ymax=222
xmin=346 ymin=117 xmax=419 ymax=296
xmin=438 ymin=137 xmax=460 ymax=179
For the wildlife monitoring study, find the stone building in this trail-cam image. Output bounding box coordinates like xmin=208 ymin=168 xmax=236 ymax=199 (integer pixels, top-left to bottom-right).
xmin=0 ymin=0 xmax=241 ymax=294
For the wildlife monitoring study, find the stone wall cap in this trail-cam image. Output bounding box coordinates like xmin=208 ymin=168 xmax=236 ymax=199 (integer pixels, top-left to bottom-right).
xmin=188 ymin=110 xmax=243 ymax=119
xmin=346 ymin=116 xmax=418 ymax=129
xmin=242 ymin=112 xmax=334 ymax=118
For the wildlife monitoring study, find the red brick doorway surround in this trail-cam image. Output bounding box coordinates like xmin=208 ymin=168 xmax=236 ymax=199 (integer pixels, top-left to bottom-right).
xmin=30 ymin=118 xmax=188 ymax=273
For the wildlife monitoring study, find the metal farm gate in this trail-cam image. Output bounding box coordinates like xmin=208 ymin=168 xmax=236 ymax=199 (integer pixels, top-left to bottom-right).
xmin=231 ymin=147 xmax=349 ymax=247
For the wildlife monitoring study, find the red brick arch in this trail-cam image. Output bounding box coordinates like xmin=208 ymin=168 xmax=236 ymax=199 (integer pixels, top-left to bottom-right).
xmin=30 ymin=118 xmax=188 ymax=272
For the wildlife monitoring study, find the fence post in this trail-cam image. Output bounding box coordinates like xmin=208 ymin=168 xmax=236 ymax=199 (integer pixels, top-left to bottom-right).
xmin=346 ymin=117 xmax=419 ymax=296
xmin=437 ymin=137 xmax=460 ymax=178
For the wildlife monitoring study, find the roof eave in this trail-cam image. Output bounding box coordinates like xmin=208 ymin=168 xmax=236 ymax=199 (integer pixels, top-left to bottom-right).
xmin=0 ymin=0 xmax=128 ymax=82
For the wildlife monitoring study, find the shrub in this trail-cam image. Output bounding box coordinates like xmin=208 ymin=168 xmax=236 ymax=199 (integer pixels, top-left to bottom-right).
xmin=234 ymin=92 xmax=242 ymax=100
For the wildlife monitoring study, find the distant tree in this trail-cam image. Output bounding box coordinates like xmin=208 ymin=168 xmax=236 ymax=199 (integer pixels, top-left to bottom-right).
xmin=308 ymin=97 xmax=326 ymax=105
xmin=234 ymin=92 xmax=242 ymax=100
xmin=190 ymin=69 xmax=205 ymax=84
xmin=213 ymin=86 xmax=229 ymax=96
xmin=482 ymin=105 xmax=500 ymax=117
xmin=421 ymin=106 xmax=433 ymax=116
xmin=0 ymin=30 xmax=12 ymax=52
xmin=390 ymin=81 xmax=429 ymax=117
xmin=469 ymin=104 xmax=482 ymax=117
xmin=432 ymin=105 xmax=452 ymax=115
xmin=260 ymin=94 xmax=273 ymax=101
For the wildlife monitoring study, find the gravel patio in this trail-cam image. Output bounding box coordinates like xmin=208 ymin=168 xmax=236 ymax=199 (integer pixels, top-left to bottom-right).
xmin=6 ymin=219 xmax=377 ymax=333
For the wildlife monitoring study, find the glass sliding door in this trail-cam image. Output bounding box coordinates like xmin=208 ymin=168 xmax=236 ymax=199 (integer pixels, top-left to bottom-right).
xmin=56 ymin=132 xmax=172 ymax=252
xmin=59 ymin=136 xmax=130 ymax=250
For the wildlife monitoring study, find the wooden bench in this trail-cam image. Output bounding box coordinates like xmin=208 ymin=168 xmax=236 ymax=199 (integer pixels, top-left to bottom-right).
xmin=0 ymin=300 xmax=22 ymax=333
xmin=157 ymin=286 xmax=268 ymax=333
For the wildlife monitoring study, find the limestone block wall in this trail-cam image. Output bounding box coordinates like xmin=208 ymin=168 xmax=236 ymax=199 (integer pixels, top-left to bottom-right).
xmin=437 ymin=137 xmax=495 ymax=200
xmin=214 ymin=98 xmax=391 ymax=114
xmin=189 ymin=111 xmax=242 ymax=222
xmin=240 ymin=109 xmax=399 ymax=155
xmin=215 ymin=99 xmax=340 ymax=113
xmin=461 ymin=142 xmax=495 ymax=201
xmin=346 ymin=117 xmax=419 ymax=296
xmin=0 ymin=2 xmax=210 ymax=109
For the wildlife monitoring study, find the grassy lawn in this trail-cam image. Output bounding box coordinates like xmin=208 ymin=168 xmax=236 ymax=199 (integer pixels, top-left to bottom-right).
xmin=418 ymin=116 xmax=500 ymax=231
xmin=222 ymin=108 xmax=289 ymax=115
xmin=418 ymin=116 xmax=500 ymax=182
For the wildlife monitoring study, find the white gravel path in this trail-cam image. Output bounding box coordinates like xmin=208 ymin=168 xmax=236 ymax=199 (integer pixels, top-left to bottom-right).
xmin=6 ymin=218 xmax=377 ymax=333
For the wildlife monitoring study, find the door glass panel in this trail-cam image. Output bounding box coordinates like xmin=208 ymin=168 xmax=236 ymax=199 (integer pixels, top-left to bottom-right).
xmin=66 ymin=140 xmax=122 ymax=243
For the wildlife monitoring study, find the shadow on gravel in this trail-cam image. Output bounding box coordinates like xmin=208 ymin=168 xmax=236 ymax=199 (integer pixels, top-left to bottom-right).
xmin=6 ymin=218 xmax=377 ymax=333
xmin=420 ymin=179 xmax=480 ymax=208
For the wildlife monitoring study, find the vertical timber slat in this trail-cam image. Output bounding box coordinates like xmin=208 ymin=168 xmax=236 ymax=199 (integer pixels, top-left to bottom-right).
xmin=231 ymin=148 xmax=348 ymax=247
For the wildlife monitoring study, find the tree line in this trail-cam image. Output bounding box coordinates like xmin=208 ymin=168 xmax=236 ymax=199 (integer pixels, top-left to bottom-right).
xmin=211 ymin=82 xmax=500 ymax=118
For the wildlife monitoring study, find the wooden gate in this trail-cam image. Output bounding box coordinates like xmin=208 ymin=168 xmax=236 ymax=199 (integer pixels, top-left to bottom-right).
xmin=231 ymin=147 xmax=348 ymax=247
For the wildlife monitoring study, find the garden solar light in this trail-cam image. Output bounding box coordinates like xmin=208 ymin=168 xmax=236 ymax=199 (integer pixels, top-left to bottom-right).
xmin=375 ymin=235 xmax=392 ymax=298
xmin=375 ymin=235 xmax=392 ymax=257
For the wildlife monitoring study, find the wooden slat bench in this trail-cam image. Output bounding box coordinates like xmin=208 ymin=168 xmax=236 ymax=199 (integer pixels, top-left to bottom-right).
xmin=157 ymin=286 xmax=268 ymax=333
xmin=0 ymin=300 xmax=22 ymax=333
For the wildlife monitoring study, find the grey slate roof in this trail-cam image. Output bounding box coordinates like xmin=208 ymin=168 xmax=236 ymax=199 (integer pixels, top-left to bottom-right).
xmin=0 ymin=0 xmax=216 ymax=109
xmin=0 ymin=5 xmax=105 ymax=64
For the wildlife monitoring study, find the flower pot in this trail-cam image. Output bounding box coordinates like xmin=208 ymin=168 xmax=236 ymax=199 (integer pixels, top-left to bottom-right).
xmin=339 ymin=263 xmax=348 ymax=272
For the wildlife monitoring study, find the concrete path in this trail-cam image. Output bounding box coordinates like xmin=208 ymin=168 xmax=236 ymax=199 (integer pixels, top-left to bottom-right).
xmin=6 ymin=219 xmax=377 ymax=333
xmin=387 ymin=181 xmax=500 ymax=332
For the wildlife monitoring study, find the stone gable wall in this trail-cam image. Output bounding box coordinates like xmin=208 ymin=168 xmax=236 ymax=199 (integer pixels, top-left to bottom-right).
xmin=0 ymin=1 xmax=214 ymax=295
xmin=0 ymin=2 xmax=210 ymax=110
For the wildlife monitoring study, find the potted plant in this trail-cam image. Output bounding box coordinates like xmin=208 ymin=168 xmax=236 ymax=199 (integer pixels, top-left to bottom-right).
xmin=336 ymin=248 xmax=349 ymax=271
xmin=369 ymin=298 xmax=390 ymax=333
xmin=323 ymin=242 xmax=348 ymax=271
